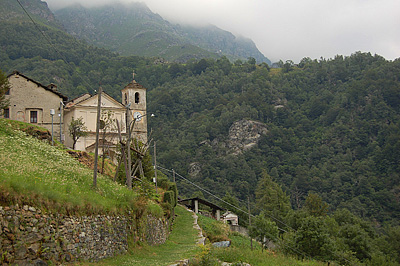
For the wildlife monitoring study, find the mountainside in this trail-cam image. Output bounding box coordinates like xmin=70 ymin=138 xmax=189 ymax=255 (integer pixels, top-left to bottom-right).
xmin=53 ymin=2 xmax=270 ymax=63
xmin=0 ymin=0 xmax=60 ymax=27
xmin=144 ymin=53 xmax=400 ymax=226
xmin=1 ymin=0 xmax=399 ymax=229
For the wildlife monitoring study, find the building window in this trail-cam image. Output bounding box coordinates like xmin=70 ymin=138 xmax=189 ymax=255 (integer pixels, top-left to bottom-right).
xmin=30 ymin=111 xmax=38 ymax=123
xmin=124 ymin=93 xmax=128 ymax=105
xmin=3 ymin=108 xmax=9 ymax=119
xmin=135 ymin=92 xmax=139 ymax=104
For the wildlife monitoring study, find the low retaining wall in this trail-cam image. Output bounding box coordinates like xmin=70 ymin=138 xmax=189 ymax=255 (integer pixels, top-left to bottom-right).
xmin=0 ymin=204 xmax=169 ymax=265
xmin=229 ymin=224 xmax=249 ymax=236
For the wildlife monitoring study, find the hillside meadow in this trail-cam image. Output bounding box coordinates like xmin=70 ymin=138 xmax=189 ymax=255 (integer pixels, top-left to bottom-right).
xmin=0 ymin=118 xmax=162 ymax=216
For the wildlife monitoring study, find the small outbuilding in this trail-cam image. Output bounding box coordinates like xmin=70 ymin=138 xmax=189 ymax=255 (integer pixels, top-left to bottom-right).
xmin=179 ymin=197 xmax=225 ymax=221
xmin=222 ymin=211 xmax=239 ymax=226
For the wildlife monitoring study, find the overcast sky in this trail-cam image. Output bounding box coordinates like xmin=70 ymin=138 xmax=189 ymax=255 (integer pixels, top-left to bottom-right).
xmin=45 ymin=0 xmax=400 ymax=63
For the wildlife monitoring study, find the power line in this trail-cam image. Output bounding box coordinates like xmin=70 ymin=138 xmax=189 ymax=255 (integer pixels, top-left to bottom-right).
xmin=157 ymin=164 xmax=351 ymax=264
xmin=156 ymin=164 xmax=317 ymax=260
xmin=157 ymin=164 xmax=294 ymax=231
xmin=16 ymin=3 xmax=349 ymax=263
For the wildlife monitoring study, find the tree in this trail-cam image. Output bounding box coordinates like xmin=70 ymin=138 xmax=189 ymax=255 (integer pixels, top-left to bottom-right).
xmin=249 ymin=213 xmax=279 ymax=252
xmin=255 ymin=171 xmax=291 ymax=223
xmin=68 ymin=116 xmax=88 ymax=150
xmin=282 ymin=215 xmax=333 ymax=260
xmin=304 ymin=192 xmax=329 ymax=216
xmin=282 ymin=60 xmax=294 ymax=73
xmin=0 ymin=69 xmax=10 ymax=112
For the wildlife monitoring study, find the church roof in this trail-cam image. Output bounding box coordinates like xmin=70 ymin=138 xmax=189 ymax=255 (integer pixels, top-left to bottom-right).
xmin=122 ymin=80 xmax=147 ymax=90
xmin=66 ymin=91 xmax=125 ymax=109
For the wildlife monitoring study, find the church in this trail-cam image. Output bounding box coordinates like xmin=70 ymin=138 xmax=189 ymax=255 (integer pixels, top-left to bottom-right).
xmin=4 ymin=71 xmax=148 ymax=157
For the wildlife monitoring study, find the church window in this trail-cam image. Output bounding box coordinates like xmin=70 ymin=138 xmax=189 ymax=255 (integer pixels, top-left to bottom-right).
xmin=30 ymin=111 xmax=38 ymax=123
xmin=124 ymin=93 xmax=128 ymax=104
xmin=135 ymin=92 xmax=140 ymax=104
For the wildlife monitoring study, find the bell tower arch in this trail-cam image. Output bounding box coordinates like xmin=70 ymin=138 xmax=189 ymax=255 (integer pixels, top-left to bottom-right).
xmin=121 ymin=71 xmax=148 ymax=143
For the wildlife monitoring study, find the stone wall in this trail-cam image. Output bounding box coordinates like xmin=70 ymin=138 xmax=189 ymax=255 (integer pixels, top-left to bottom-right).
xmin=229 ymin=224 xmax=249 ymax=237
xmin=0 ymin=204 xmax=169 ymax=265
xmin=145 ymin=215 xmax=170 ymax=245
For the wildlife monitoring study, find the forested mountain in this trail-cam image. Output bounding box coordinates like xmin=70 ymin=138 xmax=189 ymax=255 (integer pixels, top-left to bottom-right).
xmin=53 ymin=2 xmax=270 ymax=64
xmin=2 ymin=0 xmax=400 ymax=224
xmin=2 ymin=0 xmax=400 ymax=264
xmin=146 ymin=54 xmax=400 ymax=224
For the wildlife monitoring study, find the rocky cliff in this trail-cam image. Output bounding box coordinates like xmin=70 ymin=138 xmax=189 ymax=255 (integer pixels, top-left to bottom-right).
xmin=226 ymin=119 xmax=268 ymax=155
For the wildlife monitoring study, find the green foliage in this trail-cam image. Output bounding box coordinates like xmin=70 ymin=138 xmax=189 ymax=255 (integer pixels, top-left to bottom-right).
xmin=281 ymin=206 xmax=400 ymax=264
xmin=54 ymin=4 xmax=270 ymax=64
xmin=303 ymin=192 xmax=329 ymax=217
xmin=249 ymin=213 xmax=279 ymax=251
xmin=163 ymin=191 xmax=175 ymax=207
xmin=0 ymin=69 xmax=10 ymax=111
xmin=255 ymin=171 xmax=291 ymax=223
xmin=197 ymin=214 xmax=229 ymax=243
xmin=2 ymin=15 xmax=400 ymax=264
xmin=68 ymin=116 xmax=88 ymax=150
xmin=100 ymin=206 xmax=200 ymax=265
xmin=0 ymin=118 xmax=140 ymax=214
xmin=211 ymin=233 xmax=326 ymax=266
xmin=190 ymin=245 xmax=220 ymax=266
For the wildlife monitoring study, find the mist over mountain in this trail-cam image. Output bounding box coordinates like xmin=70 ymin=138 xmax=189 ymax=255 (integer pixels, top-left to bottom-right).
xmin=53 ymin=2 xmax=270 ymax=63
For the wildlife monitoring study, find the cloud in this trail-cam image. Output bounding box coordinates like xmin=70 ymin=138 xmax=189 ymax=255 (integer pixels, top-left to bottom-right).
xmin=45 ymin=0 xmax=400 ymax=63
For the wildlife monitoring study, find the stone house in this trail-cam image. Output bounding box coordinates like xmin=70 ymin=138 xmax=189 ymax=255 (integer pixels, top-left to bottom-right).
xmin=4 ymin=71 xmax=68 ymax=138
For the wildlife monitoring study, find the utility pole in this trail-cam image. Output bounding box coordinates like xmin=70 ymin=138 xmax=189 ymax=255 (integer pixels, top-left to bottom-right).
xmin=50 ymin=109 xmax=55 ymax=146
xmin=126 ymin=104 xmax=132 ymax=189
xmin=248 ymin=196 xmax=253 ymax=250
xmin=154 ymin=141 xmax=157 ymax=193
xmin=59 ymin=101 xmax=63 ymax=143
xmin=93 ymin=86 xmax=102 ymax=188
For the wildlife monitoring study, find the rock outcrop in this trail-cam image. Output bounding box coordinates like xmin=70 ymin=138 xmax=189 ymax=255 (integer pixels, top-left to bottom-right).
xmin=226 ymin=119 xmax=268 ymax=155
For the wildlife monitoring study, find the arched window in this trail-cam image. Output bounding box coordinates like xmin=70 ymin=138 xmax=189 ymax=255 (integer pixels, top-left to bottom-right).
xmin=135 ymin=92 xmax=140 ymax=104
xmin=124 ymin=93 xmax=128 ymax=104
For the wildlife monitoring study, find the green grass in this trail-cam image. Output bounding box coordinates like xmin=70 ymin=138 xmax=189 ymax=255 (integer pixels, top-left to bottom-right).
xmin=211 ymin=233 xmax=326 ymax=266
xmin=0 ymin=118 xmax=148 ymax=215
xmin=197 ymin=213 xmax=229 ymax=243
xmin=197 ymin=214 xmax=326 ymax=266
xmin=0 ymin=119 xmax=327 ymax=265
xmin=83 ymin=205 xmax=200 ymax=266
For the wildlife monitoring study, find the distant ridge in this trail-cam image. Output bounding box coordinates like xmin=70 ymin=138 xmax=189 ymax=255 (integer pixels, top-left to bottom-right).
xmin=54 ymin=2 xmax=270 ymax=64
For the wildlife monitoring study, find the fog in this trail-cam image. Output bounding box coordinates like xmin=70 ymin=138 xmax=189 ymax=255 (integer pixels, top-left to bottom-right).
xmin=45 ymin=0 xmax=400 ymax=63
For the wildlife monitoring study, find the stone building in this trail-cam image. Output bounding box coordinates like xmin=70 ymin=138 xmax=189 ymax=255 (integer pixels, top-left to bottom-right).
xmin=4 ymin=71 xmax=149 ymax=158
xmin=63 ymin=74 xmax=149 ymax=157
xmin=4 ymin=71 xmax=68 ymax=138
xmin=222 ymin=211 xmax=239 ymax=225
xmin=121 ymin=75 xmax=148 ymax=143
xmin=63 ymin=92 xmax=126 ymax=159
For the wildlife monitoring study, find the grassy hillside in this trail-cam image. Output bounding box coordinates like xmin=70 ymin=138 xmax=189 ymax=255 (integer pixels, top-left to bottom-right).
xmin=0 ymin=118 xmax=161 ymax=215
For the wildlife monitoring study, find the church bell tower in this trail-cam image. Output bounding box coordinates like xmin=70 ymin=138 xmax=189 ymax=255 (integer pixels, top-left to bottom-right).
xmin=121 ymin=71 xmax=148 ymax=143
